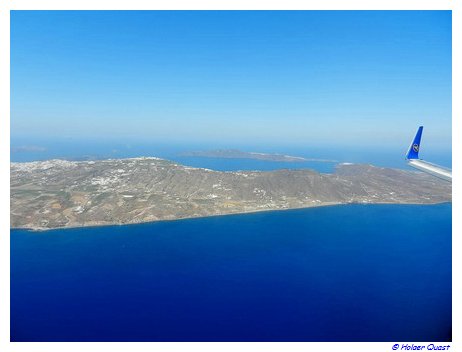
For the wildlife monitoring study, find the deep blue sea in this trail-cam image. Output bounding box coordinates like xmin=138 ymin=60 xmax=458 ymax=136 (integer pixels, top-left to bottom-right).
xmin=11 ymin=203 xmax=451 ymax=342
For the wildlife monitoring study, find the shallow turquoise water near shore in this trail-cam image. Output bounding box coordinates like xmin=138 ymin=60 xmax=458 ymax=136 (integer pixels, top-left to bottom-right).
xmin=11 ymin=203 xmax=451 ymax=342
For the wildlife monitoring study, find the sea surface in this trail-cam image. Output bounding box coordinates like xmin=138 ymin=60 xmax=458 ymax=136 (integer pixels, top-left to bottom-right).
xmin=10 ymin=139 xmax=452 ymax=172
xmin=11 ymin=203 xmax=452 ymax=342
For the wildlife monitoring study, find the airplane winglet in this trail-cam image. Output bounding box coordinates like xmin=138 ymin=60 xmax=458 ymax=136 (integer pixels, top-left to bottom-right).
xmin=406 ymin=126 xmax=423 ymax=160
xmin=405 ymin=126 xmax=451 ymax=181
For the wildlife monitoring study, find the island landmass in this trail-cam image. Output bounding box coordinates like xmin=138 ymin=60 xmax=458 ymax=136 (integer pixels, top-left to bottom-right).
xmin=179 ymin=149 xmax=336 ymax=162
xmin=10 ymin=157 xmax=451 ymax=230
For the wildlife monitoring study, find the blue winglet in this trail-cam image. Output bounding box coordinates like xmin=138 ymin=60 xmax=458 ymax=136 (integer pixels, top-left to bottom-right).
xmin=406 ymin=126 xmax=423 ymax=160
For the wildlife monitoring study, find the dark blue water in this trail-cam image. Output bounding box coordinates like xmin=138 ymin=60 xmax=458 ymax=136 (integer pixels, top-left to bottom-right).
xmin=11 ymin=204 xmax=451 ymax=342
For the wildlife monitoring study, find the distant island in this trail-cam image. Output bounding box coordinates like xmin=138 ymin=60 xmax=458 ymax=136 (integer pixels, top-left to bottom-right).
xmin=10 ymin=157 xmax=451 ymax=230
xmin=179 ymin=149 xmax=337 ymax=162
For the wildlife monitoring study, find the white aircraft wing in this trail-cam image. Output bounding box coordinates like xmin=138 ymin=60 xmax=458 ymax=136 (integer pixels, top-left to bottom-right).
xmin=405 ymin=126 xmax=452 ymax=182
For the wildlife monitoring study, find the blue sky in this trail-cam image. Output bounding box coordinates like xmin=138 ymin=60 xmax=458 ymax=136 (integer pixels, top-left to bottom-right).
xmin=11 ymin=11 xmax=451 ymax=150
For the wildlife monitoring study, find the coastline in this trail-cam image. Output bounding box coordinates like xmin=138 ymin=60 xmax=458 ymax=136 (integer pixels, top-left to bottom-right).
xmin=10 ymin=200 xmax=452 ymax=233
